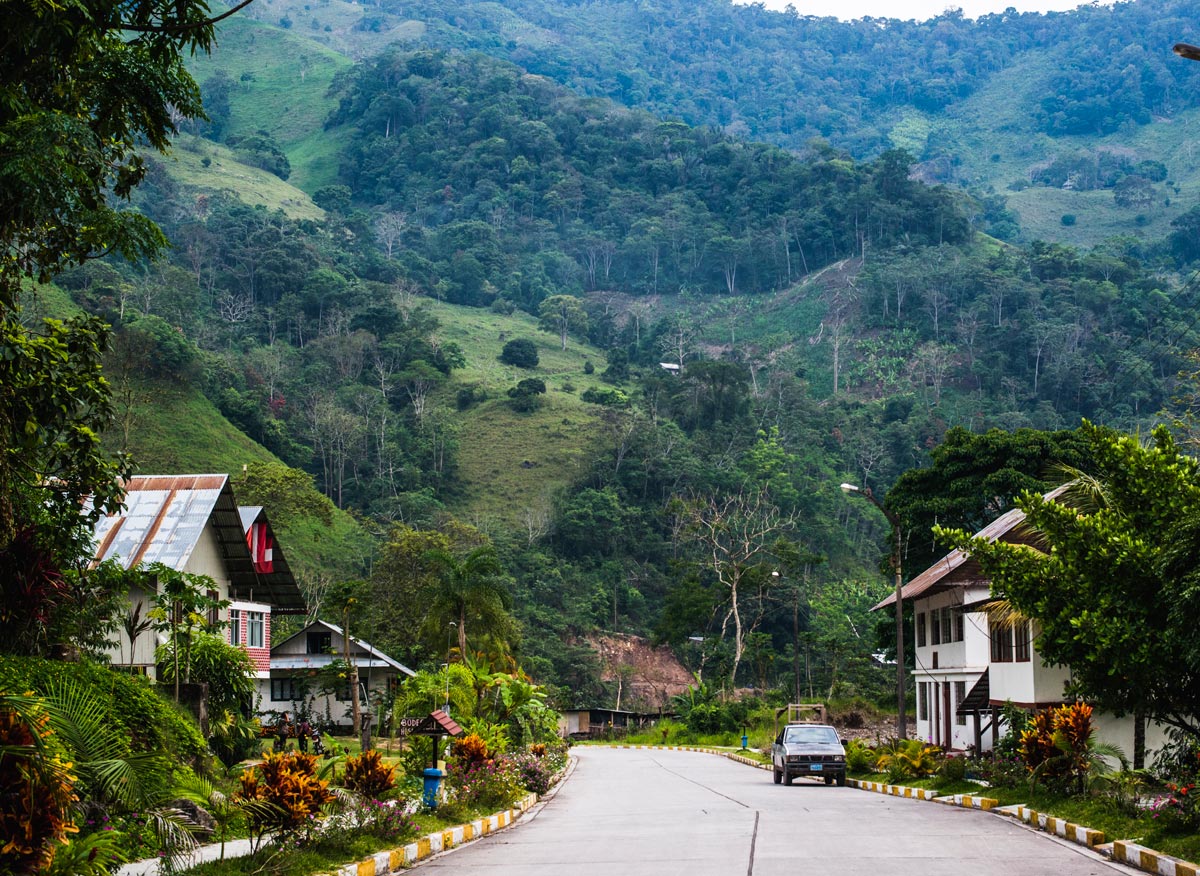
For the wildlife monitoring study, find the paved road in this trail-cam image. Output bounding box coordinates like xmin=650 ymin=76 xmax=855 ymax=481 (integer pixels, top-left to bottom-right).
xmin=421 ymin=746 xmax=1140 ymax=876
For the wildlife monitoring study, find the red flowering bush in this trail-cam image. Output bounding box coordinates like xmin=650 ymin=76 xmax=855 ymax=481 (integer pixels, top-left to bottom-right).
xmin=1150 ymin=781 xmax=1200 ymax=832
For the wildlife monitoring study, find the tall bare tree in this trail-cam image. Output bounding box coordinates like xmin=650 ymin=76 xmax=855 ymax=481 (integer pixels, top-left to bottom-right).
xmin=680 ymin=488 xmax=795 ymax=688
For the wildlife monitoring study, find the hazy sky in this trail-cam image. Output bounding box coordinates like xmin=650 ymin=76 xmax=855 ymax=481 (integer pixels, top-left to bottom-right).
xmin=745 ymin=0 xmax=1099 ymax=21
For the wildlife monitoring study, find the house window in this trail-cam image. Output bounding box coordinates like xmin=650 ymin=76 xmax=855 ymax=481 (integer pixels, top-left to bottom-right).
xmin=307 ymin=631 xmax=332 ymax=655
xmin=271 ymin=678 xmax=298 ymax=701
xmin=248 ymin=612 xmax=265 ymax=649
xmin=954 ymin=608 xmax=965 ymax=643
xmin=916 ymin=612 xmax=927 ymax=647
xmin=1014 ymin=621 xmax=1031 ymax=662
xmin=206 ymin=589 xmax=220 ymax=628
xmin=990 ymin=623 xmax=1014 ymax=663
xmin=229 ymin=610 xmax=241 ymax=645
xmin=941 ymin=607 xmax=953 ymax=644
xmin=931 ymin=610 xmax=942 ymax=645
xmin=955 ymin=681 xmax=967 ymax=726
xmin=918 ymin=682 xmax=929 ymax=721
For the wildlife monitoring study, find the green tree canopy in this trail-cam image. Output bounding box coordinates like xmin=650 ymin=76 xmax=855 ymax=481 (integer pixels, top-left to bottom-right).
xmin=887 ymin=426 xmax=1092 ymax=574
xmin=938 ymin=422 xmax=1200 ymax=744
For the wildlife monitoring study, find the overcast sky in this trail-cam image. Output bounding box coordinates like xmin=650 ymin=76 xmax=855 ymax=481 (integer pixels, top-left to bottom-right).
xmin=745 ymin=0 xmax=1100 ymax=21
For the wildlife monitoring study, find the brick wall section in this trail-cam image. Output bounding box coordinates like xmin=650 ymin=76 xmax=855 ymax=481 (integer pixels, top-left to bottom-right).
xmin=228 ymin=604 xmax=272 ymax=672
xmin=246 ymin=612 xmax=271 ymax=671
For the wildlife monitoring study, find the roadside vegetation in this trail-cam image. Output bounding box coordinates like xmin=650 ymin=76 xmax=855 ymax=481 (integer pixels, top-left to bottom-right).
xmin=844 ymin=702 xmax=1200 ymax=863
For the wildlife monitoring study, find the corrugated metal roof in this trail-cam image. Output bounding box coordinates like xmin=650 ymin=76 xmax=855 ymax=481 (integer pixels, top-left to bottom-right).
xmin=873 ymin=485 xmax=1069 ymax=611
xmin=270 ymin=619 xmax=415 ymax=676
xmin=272 ymin=656 xmax=400 ymax=671
xmin=92 ymin=475 xmax=306 ymax=613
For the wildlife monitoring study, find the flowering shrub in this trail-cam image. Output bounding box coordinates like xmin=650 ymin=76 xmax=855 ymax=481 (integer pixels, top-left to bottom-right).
xmin=0 ymin=697 xmax=78 ymax=874
xmin=358 ymin=799 xmax=418 ymax=842
xmin=508 ymin=751 xmax=553 ymax=795
xmin=446 ymin=757 xmax=523 ymax=811
xmin=1149 ymin=781 xmax=1200 ymax=832
xmin=342 ymin=749 xmax=397 ymax=799
xmin=235 ymin=750 xmax=334 ymax=843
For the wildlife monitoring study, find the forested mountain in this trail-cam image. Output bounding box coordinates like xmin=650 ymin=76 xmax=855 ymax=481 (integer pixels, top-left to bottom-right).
xmin=46 ymin=0 xmax=1200 ymax=704
xmin=216 ymin=0 xmax=1200 ymax=244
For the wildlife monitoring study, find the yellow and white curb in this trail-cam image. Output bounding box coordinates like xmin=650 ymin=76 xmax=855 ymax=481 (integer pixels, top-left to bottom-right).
xmin=332 ymin=792 xmax=538 ymax=876
xmin=1106 ymin=841 xmax=1200 ymax=876
xmin=611 ymin=744 xmax=774 ymax=771
xmin=994 ymin=805 xmax=1104 ymax=849
xmin=848 ymin=779 xmax=939 ymax=800
xmin=932 ymin=792 xmax=998 ymax=810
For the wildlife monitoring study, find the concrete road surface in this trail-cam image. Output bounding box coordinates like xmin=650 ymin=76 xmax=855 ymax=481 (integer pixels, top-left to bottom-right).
xmin=419 ymin=746 xmax=1141 ymax=876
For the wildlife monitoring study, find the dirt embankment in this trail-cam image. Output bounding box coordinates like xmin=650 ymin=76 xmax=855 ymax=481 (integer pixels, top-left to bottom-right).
xmin=584 ymin=632 xmax=694 ymax=712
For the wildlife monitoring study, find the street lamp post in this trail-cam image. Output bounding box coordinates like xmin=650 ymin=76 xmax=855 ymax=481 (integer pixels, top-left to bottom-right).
xmin=841 ymin=483 xmax=907 ymax=740
xmin=443 ymin=621 xmax=457 ymax=715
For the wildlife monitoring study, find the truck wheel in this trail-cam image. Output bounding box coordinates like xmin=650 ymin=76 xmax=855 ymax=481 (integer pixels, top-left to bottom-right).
xmin=824 ymin=776 xmax=834 ymax=785
xmin=836 ymin=775 xmax=846 ymax=787
xmin=773 ymin=766 xmax=782 ymax=784
xmin=783 ymin=771 xmax=793 ymax=786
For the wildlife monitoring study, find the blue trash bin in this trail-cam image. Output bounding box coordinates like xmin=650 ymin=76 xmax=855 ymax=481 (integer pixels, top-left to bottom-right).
xmin=422 ymin=767 xmax=446 ymax=808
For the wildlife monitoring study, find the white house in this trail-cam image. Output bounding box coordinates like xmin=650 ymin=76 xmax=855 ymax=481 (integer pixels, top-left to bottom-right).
xmin=875 ymin=489 xmax=1170 ymax=765
xmin=92 ymin=474 xmax=306 ymax=681
xmin=257 ymin=619 xmax=415 ymax=730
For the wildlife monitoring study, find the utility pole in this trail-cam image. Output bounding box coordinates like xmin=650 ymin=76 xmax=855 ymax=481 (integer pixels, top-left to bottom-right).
xmin=841 ymin=483 xmax=907 ymax=740
xmin=344 ymin=600 xmax=361 ymax=740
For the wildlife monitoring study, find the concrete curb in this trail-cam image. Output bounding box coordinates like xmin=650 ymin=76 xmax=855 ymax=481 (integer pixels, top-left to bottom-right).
xmin=849 ymin=778 xmax=939 ymax=800
xmin=932 ymin=792 xmax=999 ymax=811
xmin=1105 ymin=840 xmax=1200 ymax=876
xmin=994 ymin=804 xmax=1104 ymax=849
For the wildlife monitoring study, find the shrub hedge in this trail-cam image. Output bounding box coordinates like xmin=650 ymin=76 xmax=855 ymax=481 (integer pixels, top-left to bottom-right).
xmin=0 ymin=656 xmax=208 ymax=762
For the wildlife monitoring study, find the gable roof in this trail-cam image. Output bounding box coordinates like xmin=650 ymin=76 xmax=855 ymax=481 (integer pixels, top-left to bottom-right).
xmin=236 ymin=505 xmax=303 ymax=612
xmin=873 ymin=484 xmax=1069 ymax=611
xmin=270 ymin=619 xmax=415 ymax=677
xmin=91 ymin=474 xmax=305 ymax=612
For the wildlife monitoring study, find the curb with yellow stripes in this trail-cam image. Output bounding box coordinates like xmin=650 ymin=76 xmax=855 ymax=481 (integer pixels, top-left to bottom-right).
xmin=848 ymin=778 xmax=941 ymax=801
xmin=331 ymin=792 xmax=539 ymax=876
xmin=1107 ymin=840 xmax=1200 ymax=876
xmin=994 ymin=804 xmax=1104 ymax=849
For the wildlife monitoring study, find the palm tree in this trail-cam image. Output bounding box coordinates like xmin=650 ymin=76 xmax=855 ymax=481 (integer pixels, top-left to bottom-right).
xmin=423 ymin=546 xmax=513 ymax=658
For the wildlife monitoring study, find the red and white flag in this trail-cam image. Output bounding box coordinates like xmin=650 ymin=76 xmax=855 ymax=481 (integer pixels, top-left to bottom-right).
xmin=247 ymin=521 xmax=274 ymax=574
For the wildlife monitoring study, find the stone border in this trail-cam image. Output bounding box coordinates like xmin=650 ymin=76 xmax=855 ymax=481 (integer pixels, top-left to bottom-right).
xmin=994 ymin=805 xmax=1104 ymax=849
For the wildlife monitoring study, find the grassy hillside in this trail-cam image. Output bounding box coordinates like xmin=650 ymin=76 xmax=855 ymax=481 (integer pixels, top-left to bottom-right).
xmin=161 ymin=137 xmax=325 ymax=220
xmin=187 ymin=14 xmax=351 ymax=189
xmin=424 ymin=300 xmax=613 ymax=527
xmin=909 ymin=53 xmax=1200 ymax=247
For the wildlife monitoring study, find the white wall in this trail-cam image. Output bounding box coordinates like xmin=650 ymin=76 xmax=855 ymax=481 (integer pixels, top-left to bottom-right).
xmin=911 ymin=586 xmax=990 ymax=751
xmin=256 ymin=669 xmax=396 ymax=729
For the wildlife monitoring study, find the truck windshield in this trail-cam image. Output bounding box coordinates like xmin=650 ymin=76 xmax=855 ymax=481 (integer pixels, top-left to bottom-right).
xmin=784 ymin=726 xmax=839 ymax=745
